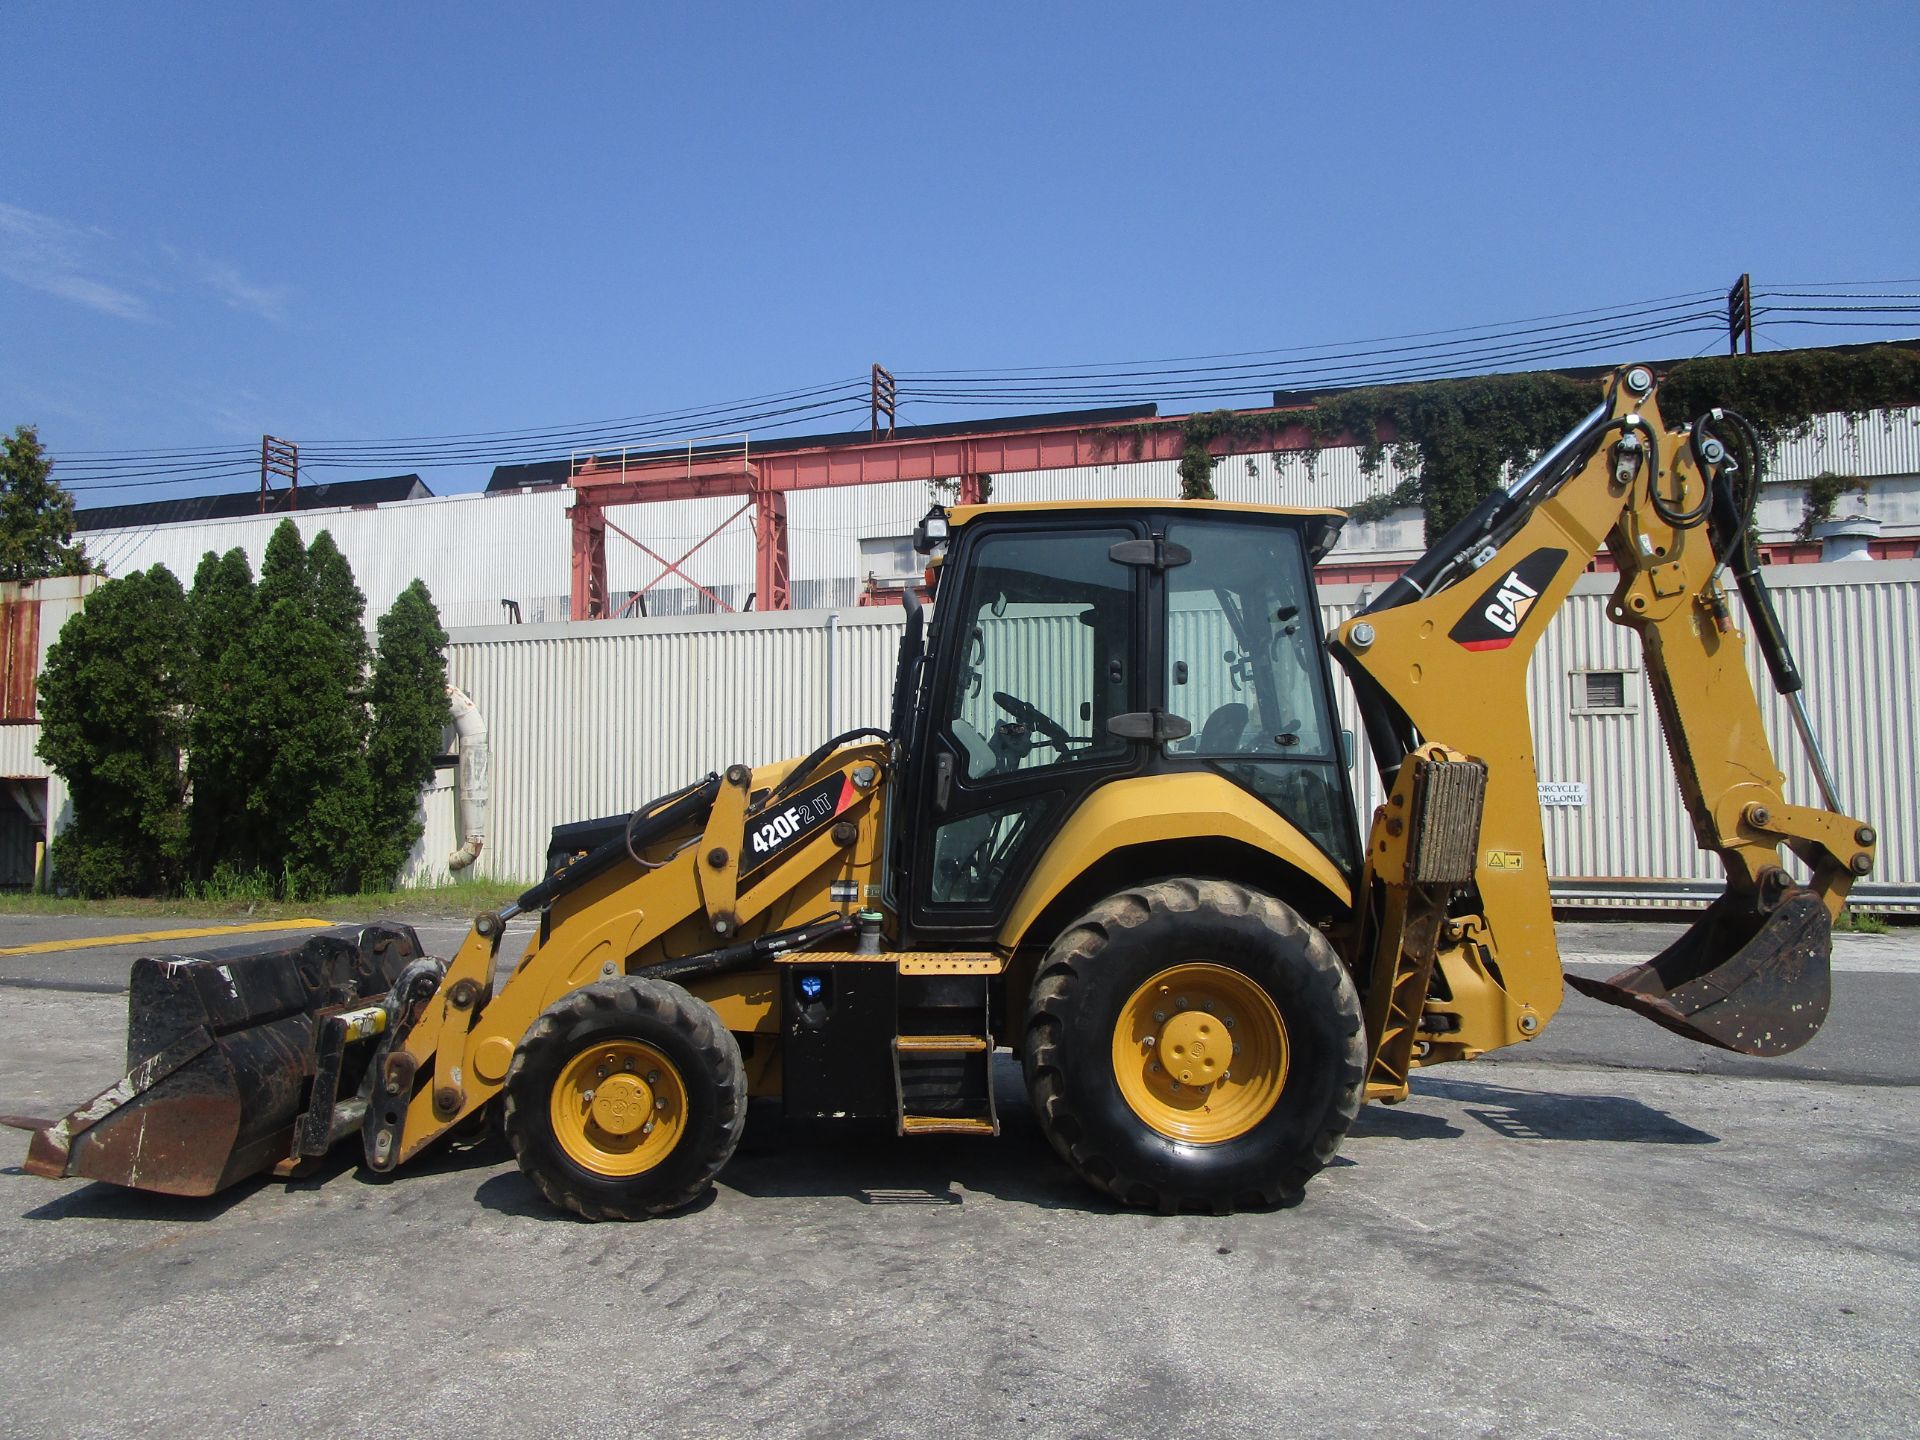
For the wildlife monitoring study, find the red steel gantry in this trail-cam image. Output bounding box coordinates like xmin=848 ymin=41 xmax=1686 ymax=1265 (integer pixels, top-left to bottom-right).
xmin=566 ymin=405 xmax=1329 ymax=618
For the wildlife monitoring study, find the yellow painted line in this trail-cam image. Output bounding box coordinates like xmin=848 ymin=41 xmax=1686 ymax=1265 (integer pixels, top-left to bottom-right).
xmin=0 ymin=918 xmax=331 ymax=958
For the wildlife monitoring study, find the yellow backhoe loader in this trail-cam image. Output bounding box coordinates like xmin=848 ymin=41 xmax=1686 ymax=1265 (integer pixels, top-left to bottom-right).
xmin=14 ymin=365 xmax=1876 ymax=1216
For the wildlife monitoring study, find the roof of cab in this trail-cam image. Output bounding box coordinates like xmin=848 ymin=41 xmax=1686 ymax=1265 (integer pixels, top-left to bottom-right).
xmin=947 ymin=498 xmax=1346 ymax=525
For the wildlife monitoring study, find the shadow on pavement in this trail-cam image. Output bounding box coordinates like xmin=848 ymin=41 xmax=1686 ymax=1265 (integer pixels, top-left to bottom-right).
xmin=15 ymin=1170 xmax=269 ymax=1222
xmin=1350 ymin=1105 xmax=1465 ymax=1141
xmin=1412 ymin=1075 xmax=1720 ymax=1144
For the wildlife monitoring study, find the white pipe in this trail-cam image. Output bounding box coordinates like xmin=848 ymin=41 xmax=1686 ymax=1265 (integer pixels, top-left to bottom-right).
xmin=825 ymin=611 xmax=838 ymax=736
xmin=446 ymin=685 xmax=490 ymax=871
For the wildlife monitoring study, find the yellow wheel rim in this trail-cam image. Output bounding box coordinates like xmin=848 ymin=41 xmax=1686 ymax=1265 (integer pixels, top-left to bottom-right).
xmin=1111 ymin=962 xmax=1287 ymax=1144
xmin=550 ymin=1040 xmax=687 ymax=1176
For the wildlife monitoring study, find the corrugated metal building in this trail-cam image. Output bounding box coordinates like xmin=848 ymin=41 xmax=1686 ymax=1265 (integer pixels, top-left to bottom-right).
xmin=24 ymin=399 xmax=1920 ymax=907
xmin=74 ymin=406 xmax=1920 ymax=626
xmin=417 ymin=559 xmax=1919 ymax=911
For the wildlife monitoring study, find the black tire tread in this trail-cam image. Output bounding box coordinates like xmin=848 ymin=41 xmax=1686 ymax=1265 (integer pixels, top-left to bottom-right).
xmin=503 ymin=977 xmax=746 ymax=1221
xmin=1022 ymin=877 xmax=1366 ymax=1213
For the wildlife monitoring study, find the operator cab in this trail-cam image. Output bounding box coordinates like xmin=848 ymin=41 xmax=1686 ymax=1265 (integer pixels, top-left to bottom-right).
xmin=892 ymin=500 xmax=1357 ymax=945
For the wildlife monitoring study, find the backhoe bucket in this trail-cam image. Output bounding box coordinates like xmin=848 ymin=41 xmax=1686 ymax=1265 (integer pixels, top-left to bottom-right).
xmin=1565 ymin=888 xmax=1830 ymax=1056
xmin=14 ymin=923 xmax=421 ymax=1196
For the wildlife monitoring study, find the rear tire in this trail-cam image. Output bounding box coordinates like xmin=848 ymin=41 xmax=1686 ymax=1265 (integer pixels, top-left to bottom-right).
xmin=1022 ymin=878 xmax=1365 ymax=1212
xmin=504 ymin=977 xmax=746 ymax=1220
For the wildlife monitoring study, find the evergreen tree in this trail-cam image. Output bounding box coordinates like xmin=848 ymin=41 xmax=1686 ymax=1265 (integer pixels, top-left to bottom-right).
xmin=363 ymin=581 xmax=450 ymax=886
xmin=256 ymin=517 xmax=309 ymax=615
xmin=36 ymin=567 xmax=190 ymax=895
xmin=186 ymin=547 xmax=261 ymax=877
xmin=0 ymin=425 xmax=91 ymax=581
xmin=307 ymin=531 xmax=372 ymax=689
xmin=246 ymin=524 xmax=375 ymax=898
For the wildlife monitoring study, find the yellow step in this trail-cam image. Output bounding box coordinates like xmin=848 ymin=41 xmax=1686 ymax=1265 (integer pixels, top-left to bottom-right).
xmin=900 ymin=1115 xmax=997 ymax=1136
xmin=894 ymin=1034 xmax=990 ymax=1054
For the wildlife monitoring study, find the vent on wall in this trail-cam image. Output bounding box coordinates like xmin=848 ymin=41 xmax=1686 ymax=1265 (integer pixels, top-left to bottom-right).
xmin=1571 ymin=668 xmax=1636 ymax=715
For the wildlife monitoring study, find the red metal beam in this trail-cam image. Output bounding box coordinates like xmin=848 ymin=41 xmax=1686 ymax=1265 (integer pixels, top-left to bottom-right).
xmin=569 ymin=406 xmax=1328 ymax=614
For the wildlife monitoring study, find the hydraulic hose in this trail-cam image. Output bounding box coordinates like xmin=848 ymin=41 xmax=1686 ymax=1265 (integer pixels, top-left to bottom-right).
xmin=634 ymin=914 xmax=855 ymax=984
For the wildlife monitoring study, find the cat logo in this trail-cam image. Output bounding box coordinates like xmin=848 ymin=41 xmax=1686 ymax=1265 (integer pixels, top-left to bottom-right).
xmin=1448 ymin=547 xmax=1568 ymax=652
xmin=1482 ymin=571 xmax=1540 ymax=635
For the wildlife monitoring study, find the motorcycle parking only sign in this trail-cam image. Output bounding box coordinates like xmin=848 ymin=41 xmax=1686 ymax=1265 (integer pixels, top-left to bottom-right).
xmin=1538 ymin=782 xmax=1588 ymax=807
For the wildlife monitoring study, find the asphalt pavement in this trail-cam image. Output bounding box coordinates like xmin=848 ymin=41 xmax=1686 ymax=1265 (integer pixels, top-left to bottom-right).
xmin=0 ymin=912 xmax=1913 ymax=1438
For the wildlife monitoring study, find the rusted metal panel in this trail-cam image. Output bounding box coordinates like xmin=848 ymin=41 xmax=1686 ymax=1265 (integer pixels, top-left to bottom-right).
xmin=0 ymin=598 xmax=40 ymax=723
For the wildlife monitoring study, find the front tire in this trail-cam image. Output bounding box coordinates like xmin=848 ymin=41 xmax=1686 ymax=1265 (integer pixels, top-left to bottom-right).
xmin=1022 ymin=878 xmax=1366 ymax=1212
xmin=504 ymin=977 xmax=746 ymax=1220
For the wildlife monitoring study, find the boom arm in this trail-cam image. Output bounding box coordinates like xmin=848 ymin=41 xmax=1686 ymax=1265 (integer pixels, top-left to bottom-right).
xmin=1332 ymin=365 xmax=1874 ymax=1087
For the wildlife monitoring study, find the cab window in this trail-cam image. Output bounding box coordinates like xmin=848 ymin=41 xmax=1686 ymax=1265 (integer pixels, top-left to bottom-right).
xmin=941 ymin=529 xmax=1132 ymax=783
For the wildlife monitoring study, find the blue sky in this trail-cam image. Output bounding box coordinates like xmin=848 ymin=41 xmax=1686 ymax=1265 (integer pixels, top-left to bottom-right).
xmin=4 ymin=3 xmax=1917 ymax=501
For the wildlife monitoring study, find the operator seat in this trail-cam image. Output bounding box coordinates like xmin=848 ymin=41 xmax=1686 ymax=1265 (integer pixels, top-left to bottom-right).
xmin=1199 ymin=702 xmax=1249 ymax=754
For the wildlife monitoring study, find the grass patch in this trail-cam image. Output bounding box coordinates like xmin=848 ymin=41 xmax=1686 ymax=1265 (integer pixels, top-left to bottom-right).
xmin=1837 ymin=907 xmax=1893 ymax=935
xmin=0 ymin=876 xmax=529 ymax=923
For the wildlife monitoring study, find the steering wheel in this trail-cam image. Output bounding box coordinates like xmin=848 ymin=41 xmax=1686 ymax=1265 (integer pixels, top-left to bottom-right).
xmin=993 ymin=690 xmax=1073 ymax=750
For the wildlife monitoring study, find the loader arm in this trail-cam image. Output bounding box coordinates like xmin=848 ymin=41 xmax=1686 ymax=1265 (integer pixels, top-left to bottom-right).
xmin=1332 ymin=365 xmax=1874 ymax=1092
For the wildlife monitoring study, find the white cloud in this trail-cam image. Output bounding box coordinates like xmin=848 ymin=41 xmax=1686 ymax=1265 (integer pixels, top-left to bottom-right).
xmin=195 ymin=255 xmax=291 ymax=324
xmin=0 ymin=201 xmax=291 ymax=325
xmin=0 ymin=203 xmax=153 ymax=320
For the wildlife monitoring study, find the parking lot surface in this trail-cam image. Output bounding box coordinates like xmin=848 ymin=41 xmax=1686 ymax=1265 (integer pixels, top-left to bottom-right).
xmin=0 ymin=918 xmax=1913 ymax=1439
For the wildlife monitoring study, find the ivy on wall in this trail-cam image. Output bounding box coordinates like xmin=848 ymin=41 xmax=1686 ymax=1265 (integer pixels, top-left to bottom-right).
xmin=1115 ymin=345 xmax=1920 ymax=541
xmin=1797 ymin=471 xmax=1869 ymax=541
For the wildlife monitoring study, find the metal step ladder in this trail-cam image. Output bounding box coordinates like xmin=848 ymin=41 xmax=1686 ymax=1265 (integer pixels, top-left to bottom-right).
xmin=892 ymin=969 xmax=998 ymax=1137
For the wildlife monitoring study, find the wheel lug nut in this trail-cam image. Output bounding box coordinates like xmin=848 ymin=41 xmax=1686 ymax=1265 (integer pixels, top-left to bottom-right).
xmin=1154 ymin=1010 xmax=1166 ymax=1022
xmin=1200 ymin=999 xmax=1212 ymax=1012
xmin=1224 ymin=1017 xmax=1234 ymax=1029
xmin=647 ymin=1072 xmax=660 ymax=1084
xmin=1142 ymin=1036 xmax=1156 ymax=1048
xmin=583 ymin=1089 xmax=596 ymax=1102
xmin=656 ymin=1099 xmax=667 ymax=1110
xmin=1175 ymin=996 xmax=1188 ymax=1009
xmin=642 ymin=1122 xmax=654 ymax=1135
xmin=1151 ymin=1062 xmax=1162 ymax=1073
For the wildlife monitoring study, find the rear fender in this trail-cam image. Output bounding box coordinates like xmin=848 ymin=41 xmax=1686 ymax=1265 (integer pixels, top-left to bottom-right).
xmin=997 ymin=772 xmax=1352 ymax=955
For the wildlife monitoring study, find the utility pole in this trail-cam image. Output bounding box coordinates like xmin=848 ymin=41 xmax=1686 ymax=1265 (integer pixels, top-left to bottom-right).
xmin=1727 ymin=273 xmax=1754 ymax=355
xmin=259 ymin=435 xmax=298 ymax=513
xmin=870 ymin=364 xmax=897 ymax=440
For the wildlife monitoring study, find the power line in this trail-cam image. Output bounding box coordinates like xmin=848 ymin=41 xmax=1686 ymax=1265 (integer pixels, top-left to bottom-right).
xmin=47 ymin=283 xmax=1920 ymax=498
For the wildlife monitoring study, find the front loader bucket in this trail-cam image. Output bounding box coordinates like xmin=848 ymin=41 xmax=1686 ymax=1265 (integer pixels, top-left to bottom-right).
xmin=1565 ymin=888 xmax=1830 ymax=1056
xmin=14 ymin=923 xmax=421 ymax=1196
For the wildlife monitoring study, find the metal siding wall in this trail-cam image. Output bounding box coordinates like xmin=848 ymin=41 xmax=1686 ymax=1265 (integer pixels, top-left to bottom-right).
xmin=992 ymin=447 xmax=1421 ymax=511
xmin=74 ymin=407 xmax=1918 ymax=638
xmin=1767 ymin=407 xmax=1920 ymax=483
xmin=445 ymin=612 xmax=907 ymax=882
xmin=84 ymin=490 xmax=578 ymax=629
xmin=438 ymin=563 xmax=1918 ymax=905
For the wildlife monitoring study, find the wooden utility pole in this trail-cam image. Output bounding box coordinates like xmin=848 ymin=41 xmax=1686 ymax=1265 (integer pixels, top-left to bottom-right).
xmin=1727 ymin=274 xmax=1754 ymax=355
xmin=259 ymin=436 xmax=298 ymax=513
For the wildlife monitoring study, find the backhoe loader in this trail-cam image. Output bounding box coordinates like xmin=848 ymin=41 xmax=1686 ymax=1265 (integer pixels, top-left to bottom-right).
xmin=15 ymin=364 xmax=1877 ymax=1216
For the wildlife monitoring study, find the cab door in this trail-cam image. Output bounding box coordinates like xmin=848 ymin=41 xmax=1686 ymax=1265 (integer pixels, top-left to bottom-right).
xmin=904 ymin=521 xmax=1143 ymax=941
